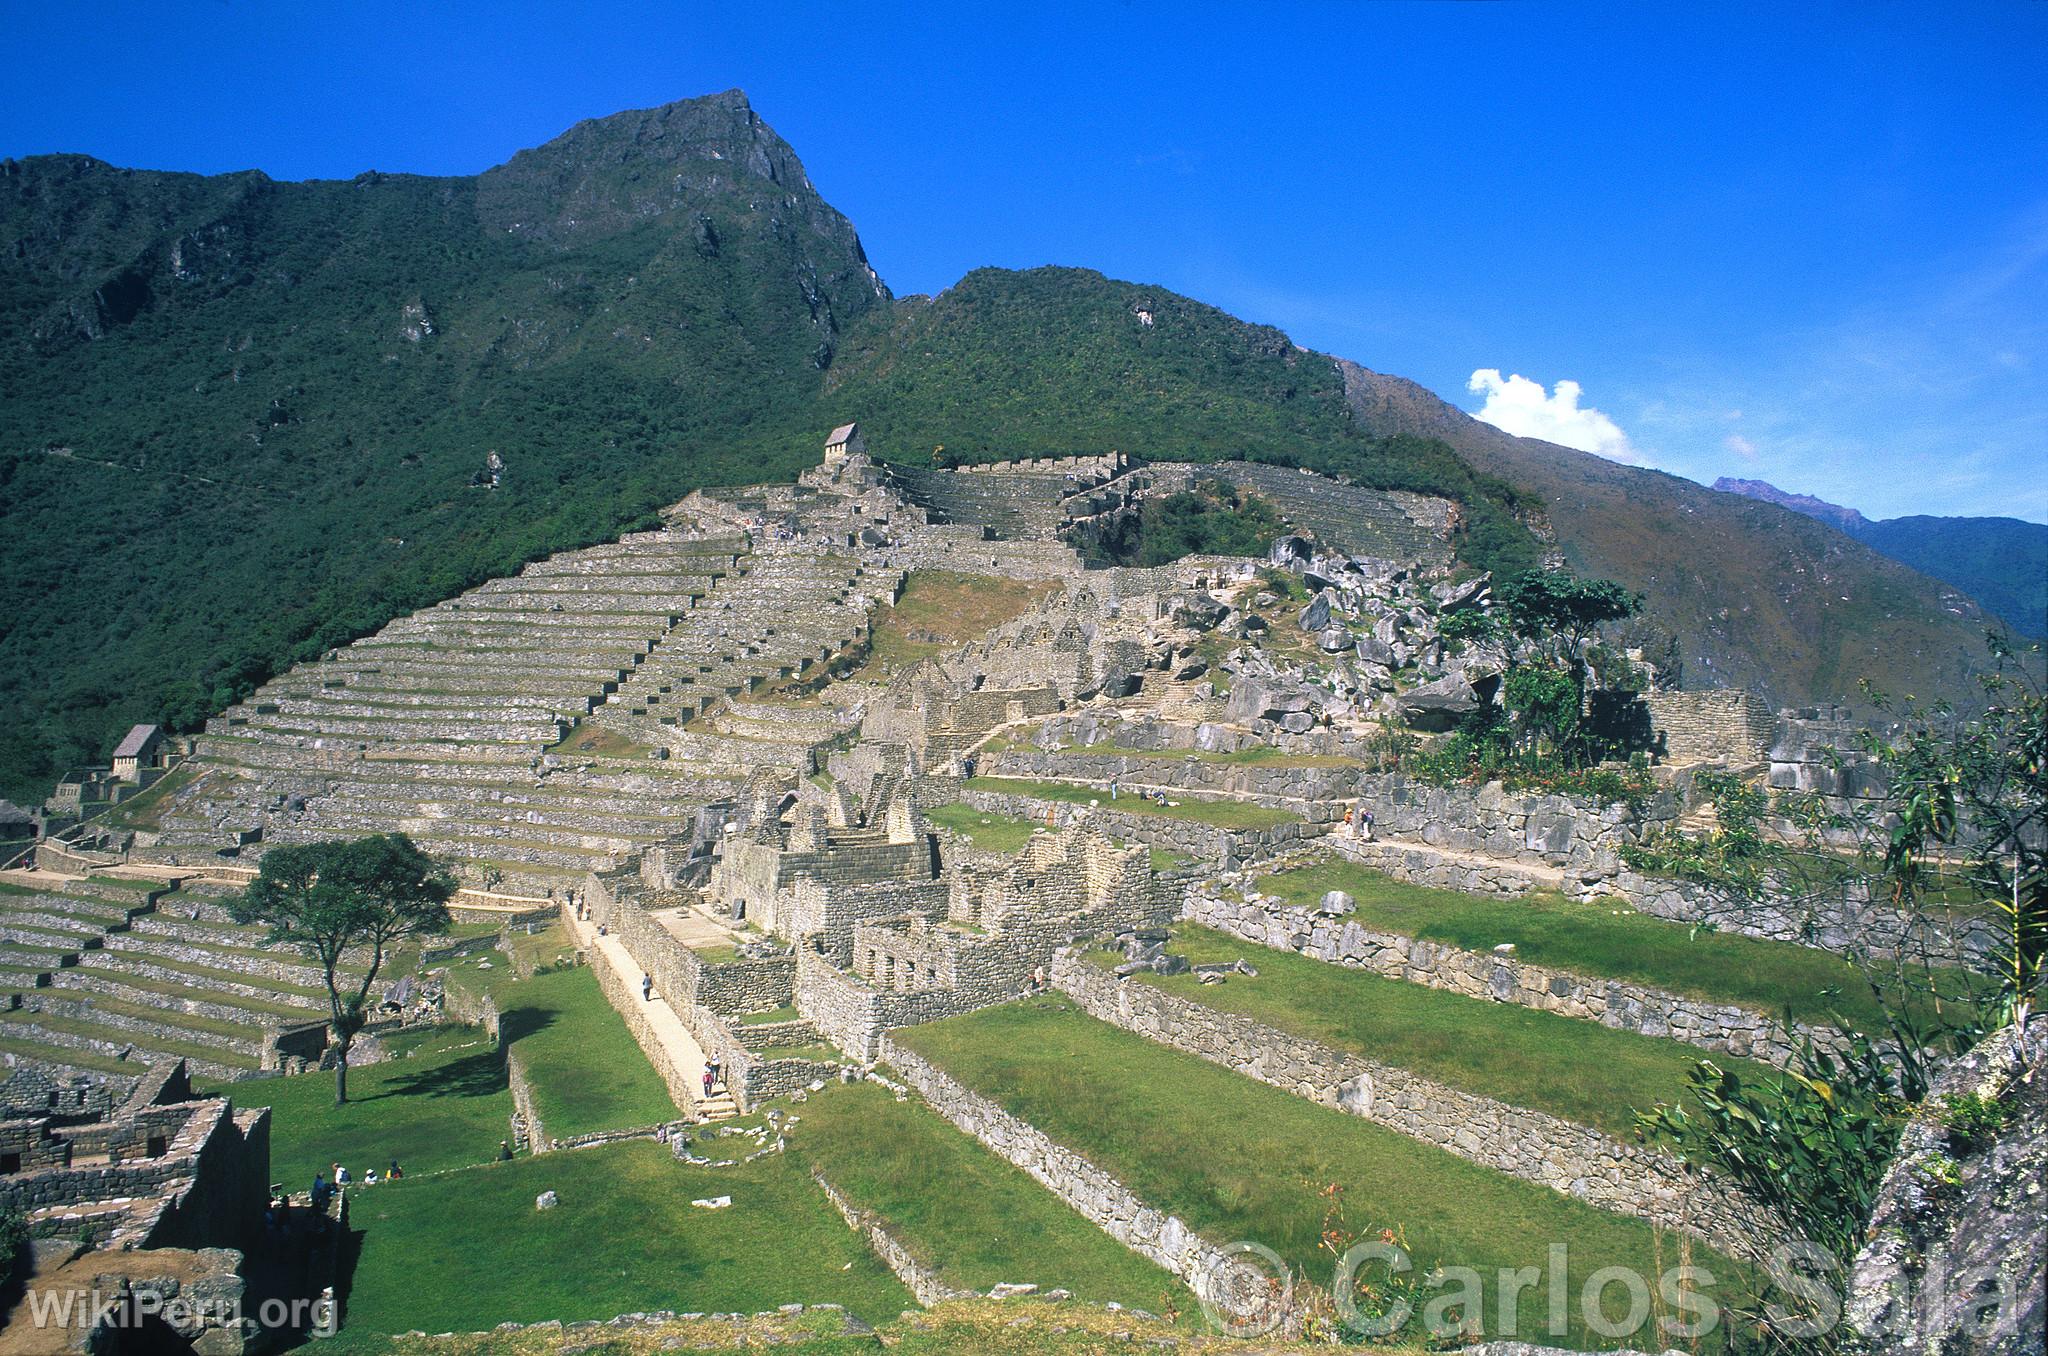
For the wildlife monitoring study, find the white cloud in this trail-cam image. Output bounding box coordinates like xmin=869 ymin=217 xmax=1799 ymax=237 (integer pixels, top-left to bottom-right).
xmin=1724 ymin=433 xmax=1758 ymax=460
xmin=1467 ymin=369 xmax=1643 ymax=464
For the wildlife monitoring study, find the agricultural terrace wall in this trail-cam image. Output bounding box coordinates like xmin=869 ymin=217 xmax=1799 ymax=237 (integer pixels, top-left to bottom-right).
xmin=949 ymin=784 xmax=1323 ymax=869
xmin=1050 ymin=952 xmax=1761 ymax=1258
xmin=877 ymin=1038 xmax=1280 ymax=1327
xmin=1611 ymin=867 xmax=1992 ymax=967
xmin=1031 ymin=711 xmax=1377 ymax=762
xmin=1181 ymin=887 xmax=1835 ymax=1068
xmin=978 ymin=747 xmax=1364 ymax=810
xmin=811 ymin=1168 xmax=971 ymax=1305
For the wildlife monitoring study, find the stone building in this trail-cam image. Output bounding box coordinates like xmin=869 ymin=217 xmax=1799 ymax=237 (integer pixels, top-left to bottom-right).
xmin=110 ymin=723 xmax=168 ymax=782
xmin=0 ymin=1060 xmax=268 ymax=1253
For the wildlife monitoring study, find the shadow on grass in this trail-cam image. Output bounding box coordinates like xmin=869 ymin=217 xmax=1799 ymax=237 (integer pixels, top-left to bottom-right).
xmin=496 ymin=1003 xmax=556 ymax=1045
xmin=360 ymin=1047 xmax=510 ymax=1103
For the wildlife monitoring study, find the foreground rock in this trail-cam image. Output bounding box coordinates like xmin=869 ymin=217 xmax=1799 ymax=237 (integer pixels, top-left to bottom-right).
xmin=1846 ymin=1021 xmax=2045 ymax=1354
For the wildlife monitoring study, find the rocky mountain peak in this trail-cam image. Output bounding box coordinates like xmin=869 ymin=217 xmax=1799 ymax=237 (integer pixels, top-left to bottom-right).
xmin=1711 ymin=477 xmax=1868 ymax=530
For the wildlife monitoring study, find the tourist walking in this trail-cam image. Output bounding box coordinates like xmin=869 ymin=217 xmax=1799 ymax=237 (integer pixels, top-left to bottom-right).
xmin=642 ymin=973 xmax=653 ymax=1001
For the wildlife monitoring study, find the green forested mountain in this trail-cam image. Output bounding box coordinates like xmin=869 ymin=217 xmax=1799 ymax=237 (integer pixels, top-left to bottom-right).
xmin=0 ymin=91 xmax=2005 ymax=800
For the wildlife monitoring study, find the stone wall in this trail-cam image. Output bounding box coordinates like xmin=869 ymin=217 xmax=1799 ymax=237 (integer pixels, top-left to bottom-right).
xmin=1183 ymin=889 xmax=1834 ymax=1068
xmin=1643 ymin=689 xmax=1776 ymax=766
xmin=1613 ymin=867 xmax=1992 ymax=967
xmin=1353 ymin=775 xmax=1675 ymax=890
xmin=812 ymin=1168 xmax=970 ymax=1305
xmin=796 ymin=946 xmax=1019 ymax=1063
xmin=878 ymin=1037 xmax=1280 ymax=1326
xmin=979 ymin=747 xmax=1365 ymax=809
xmin=954 ymin=785 xmax=1322 ymax=869
xmin=1050 ymin=952 xmax=1760 ymax=1256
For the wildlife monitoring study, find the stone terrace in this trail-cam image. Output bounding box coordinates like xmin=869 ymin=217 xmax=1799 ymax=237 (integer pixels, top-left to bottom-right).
xmin=0 ymin=875 xmax=340 ymax=1086
xmin=144 ymin=529 xmax=803 ymax=892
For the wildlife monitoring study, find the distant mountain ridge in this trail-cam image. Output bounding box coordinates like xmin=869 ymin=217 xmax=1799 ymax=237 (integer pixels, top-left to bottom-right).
xmin=1713 ymin=479 xmax=2046 ymax=638
xmin=1710 ymin=478 xmax=1867 ymax=531
xmin=0 ymin=90 xmax=2010 ymax=798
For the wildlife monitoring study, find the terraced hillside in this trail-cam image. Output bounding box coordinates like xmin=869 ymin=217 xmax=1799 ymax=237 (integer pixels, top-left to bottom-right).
xmin=0 ymin=874 xmax=345 ymax=1086
xmin=130 ymin=523 xmax=896 ymax=894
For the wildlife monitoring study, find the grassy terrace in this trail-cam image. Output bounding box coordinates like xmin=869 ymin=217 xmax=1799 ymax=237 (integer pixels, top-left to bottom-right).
xmin=221 ymin=1025 xmax=517 ymax=1186
xmin=0 ymin=1009 xmax=261 ymax=1070
xmin=962 ymin=777 xmax=1299 ymax=830
xmin=860 ymin=569 xmax=1059 ymax=675
xmin=324 ymin=1139 xmax=910 ymax=1350
xmin=792 ymin=1080 xmax=1187 ymax=1314
xmin=993 ymin=737 xmax=1362 ymax=770
xmin=447 ymin=938 xmax=680 ymax=1137
xmin=1257 ymin=859 xmax=1979 ymax=1033
xmin=929 ymin=803 xmax=1195 ymax=872
xmin=1094 ymin=924 xmax=1780 ymax=1135
xmin=896 ymin=998 xmax=1737 ymax=1349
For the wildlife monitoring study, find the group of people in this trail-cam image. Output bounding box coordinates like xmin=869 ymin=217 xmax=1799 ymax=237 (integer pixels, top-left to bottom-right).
xmin=701 ymin=1058 xmax=723 ymax=1097
xmin=306 ymin=1158 xmax=405 ymax=1214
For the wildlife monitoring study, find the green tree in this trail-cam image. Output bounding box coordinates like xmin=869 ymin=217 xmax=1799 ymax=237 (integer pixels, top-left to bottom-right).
xmin=232 ymin=834 xmax=455 ymax=1104
xmin=1861 ymin=638 xmax=2046 ymax=1040
xmin=1493 ymin=570 xmax=1642 ymax=765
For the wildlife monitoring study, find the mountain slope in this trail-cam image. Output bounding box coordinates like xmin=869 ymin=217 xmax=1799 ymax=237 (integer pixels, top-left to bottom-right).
xmin=0 ymin=91 xmax=888 ymax=799
xmin=0 ymin=92 xmax=2008 ymax=798
xmin=1710 ymin=479 xmax=2047 ymax=639
xmin=1334 ymin=363 xmax=1999 ymax=705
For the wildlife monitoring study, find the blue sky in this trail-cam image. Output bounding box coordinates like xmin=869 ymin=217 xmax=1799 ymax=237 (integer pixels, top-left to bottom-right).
xmin=4 ymin=1 xmax=2043 ymax=521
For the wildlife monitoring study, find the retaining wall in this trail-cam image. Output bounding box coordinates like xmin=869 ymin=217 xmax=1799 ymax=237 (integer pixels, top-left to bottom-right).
xmin=1050 ymin=952 xmax=1760 ymax=1257
xmin=878 ymin=1037 xmax=1276 ymax=1326
xmin=1182 ymin=889 xmax=1832 ymax=1068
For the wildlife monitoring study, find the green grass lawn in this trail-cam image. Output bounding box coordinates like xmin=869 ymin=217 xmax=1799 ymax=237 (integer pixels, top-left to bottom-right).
xmin=859 ymin=570 xmax=1059 ymax=674
xmin=324 ymin=1139 xmax=910 ymax=1348
xmin=964 ymin=777 xmax=1299 ymax=830
xmin=792 ymin=1080 xmax=1186 ymax=1313
xmin=895 ymin=998 xmax=1740 ymax=1350
xmin=1074 ymin=743 xmax=1362 ymax=769
xmin=1256 ymin=859 xmax=1981 ymax=1033
xmin=444 ymin=938 xmax=680 ymax=1138
xmin=929 ymin=803 xmax=1196 ymax=876
xmin=224 ymin=1025 xmax=516 ymax=1188
xmin=1100 ymin=925 xmax=1780 ymax=1136
xmin=927 ymin=802 xmax=1042 ymax=852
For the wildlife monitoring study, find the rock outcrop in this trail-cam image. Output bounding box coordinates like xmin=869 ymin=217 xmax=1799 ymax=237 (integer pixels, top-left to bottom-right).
xmin=1846 ymin=1022 xmax=2045 ymax=1354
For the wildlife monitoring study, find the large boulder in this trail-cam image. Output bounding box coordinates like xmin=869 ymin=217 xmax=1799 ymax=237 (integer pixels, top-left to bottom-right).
xmin=1845 ymin=1022 xmax=2045 ymax=1354
xmin=1226 ymin=676 xmax=1317 ymax=725
xmin=1297 ymin=591 xmax=1333 ymax=633
xmin=1269 ymin=534 xmax=1313 ymax=569
xmin=1397 ymin=675 xmax=1481 ymax=732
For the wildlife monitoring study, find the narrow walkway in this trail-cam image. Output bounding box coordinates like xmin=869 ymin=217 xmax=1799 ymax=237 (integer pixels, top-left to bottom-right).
xmin=561 ymin=910 xmax=735 ymax=1119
